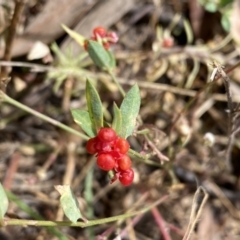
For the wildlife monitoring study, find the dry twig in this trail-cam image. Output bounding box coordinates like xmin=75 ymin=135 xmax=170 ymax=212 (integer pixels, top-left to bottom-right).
xmin=183 ymin=187 xmax=209 ymax=240
xmin=0 ymin=0 xmax=26 ymax=92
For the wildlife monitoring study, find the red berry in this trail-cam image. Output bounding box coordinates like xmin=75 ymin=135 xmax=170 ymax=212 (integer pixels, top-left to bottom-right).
xmin=109 ymin=150 xmax=122 ymax=159
xmin=107 ymin=31 xmax=119 ymax=43
xmin=97 ymin=153 xmax=115 ymax=171
xmin=119 ymin=168 xmax=134 ymax=186
xmin=95 ymin=141 xmax=114 ymax=152
xmin=162 ymin=38 xmax=174 ymax=48
xmin=93 ymin=27 xmax=107 ymax=38
xmin=98 ymin=128 xmax=117 ymax=142
xmin=114 ymin=138 xmax=130 ymax=154
xmin=86 ymin=137 xmax=98 ymax=154
xmin=117 ymin=155 xmax=131 ymax=171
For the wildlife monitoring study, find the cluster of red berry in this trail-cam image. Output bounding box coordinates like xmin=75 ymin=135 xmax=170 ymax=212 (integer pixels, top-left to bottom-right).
xmin=84 ymin=26 xmax=119 ymax=51
xmin=86 ymin=128 xmax=134 ymax=186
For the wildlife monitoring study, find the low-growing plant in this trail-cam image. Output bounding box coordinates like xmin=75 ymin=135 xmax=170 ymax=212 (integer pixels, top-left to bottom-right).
xmin=0 ymin=25 xmax=169 ymax=239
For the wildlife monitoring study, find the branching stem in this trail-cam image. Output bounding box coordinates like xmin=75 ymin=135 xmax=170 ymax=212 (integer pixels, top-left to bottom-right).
xmin=0 ymin=90 xmax=89 ymax=140
xmin=4 ymin=195 xmax=168 ymax=228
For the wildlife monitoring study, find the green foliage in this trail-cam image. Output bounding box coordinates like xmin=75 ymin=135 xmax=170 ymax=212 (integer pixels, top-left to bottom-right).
xmin=221 ymin=11 xmax=231 ymax=31
xmin=199 ymin=0 xmax=233 ymax=11
xmin=106 ymin=50 xmax=116 ymax=69
xmin=55 ymin=185 xmax=83 ymax=223
xmin=71 ymin=109 xmax=95 ymax=137
xmin=0 ymin=183 xmax=8 ymax=220
xmin=62 ymin=24 xmax=85 ymax=46
xmin=120 ymin=84 xmax=141 ymax=138
xmin=198 ymin=0 xmax=234 ymax=32
xmin=219 ymin=0 xmax=233 ymax=7
xmin=202 ymin=1 xmax=218 ymax=12
xmin=86 ymin=79 xmax=104 ymax=133
xmin=48 ymin=43 xmax=88 ymax=93
xmin=71 ymin=82 xmax=141 ymax=139
xmin=88 ymin=40 xmax=114 ymax=70
xmin=112 ymin=103 xmax=122 ymax=136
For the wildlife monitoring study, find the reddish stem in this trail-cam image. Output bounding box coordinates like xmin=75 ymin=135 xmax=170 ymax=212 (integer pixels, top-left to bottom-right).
xmin=151 ymin=207 xmax=171 ymax=240
xmin=3 ymin=152 xmax=21 ymax=190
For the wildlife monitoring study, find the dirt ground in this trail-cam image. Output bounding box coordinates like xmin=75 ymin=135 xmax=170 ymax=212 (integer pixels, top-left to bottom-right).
xmin=1 ymin=0 xmax=240 ymax=239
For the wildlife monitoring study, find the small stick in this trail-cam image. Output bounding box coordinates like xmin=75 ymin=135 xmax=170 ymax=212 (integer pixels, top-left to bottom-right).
xmin=151 ymin=207 xmax=171 ymax=240
xmin=183 ymin=187 xmax=208 ymax=240
xmin=0 ymin=0 xmax=26 ymax=92
xmin=214 ymin=63 xmax=234 ymax=170
xmin=3 ymin=152 xmax=21 ymax=190
xmin=144 ymin=135 xmax=169 ymax=164
xmin=215 ymin=64 xmax=233 ymax=115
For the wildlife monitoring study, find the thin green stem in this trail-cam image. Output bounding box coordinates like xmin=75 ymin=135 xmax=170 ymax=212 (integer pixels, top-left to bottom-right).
xmin=128 ymin=149 xmax=161 ymax=167
xmin=84 ymin=167 xmax=95 ymax=239
xmin=5 ymin=195 xmax=168 ymax=228
xmin=6 ymin=191 xmax=68 ymax=240
xmin=0 ymin=91 xmax=89 ymax=140
xmin=108 ymin=70 xmax=125 ymax=97
xmin=107 ymin=71 xmax=163 ymax=166
xmin=1 ymin=91 xmax=157 ymax=166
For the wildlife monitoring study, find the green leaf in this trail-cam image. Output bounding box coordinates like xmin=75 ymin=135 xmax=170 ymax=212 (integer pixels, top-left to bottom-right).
xmin=219 ymin=0 xmax=233 ymax=7
xmin=205 ymin=2 xmax=217 ymax=12
xmin=0 ymin=183 xmax=8 ymax=220
xmin=88 ymin=40 xmax=112 ymax=69
xmin=120 ymin=84 xmax=141 ymax=138
xmin=106 ymin=50 xmax=116 ymax=69
xmin=112 ymin=103 xmax=122 ymax=136
xmin=221 ymin=14 xmax=231 ymax=32
xmin=53 ymin=74 xmax=67 ymax=94
xmin=86 ymin=79 xmax=103 ymax=133
xmin=62 ymin=24 xmax=85 ymax=46
xmin=51 ymin=42 xmax=68 ymax=65
xmin=71 ymin=109 xmax=95 ymax=137
xmin=55 ymin=185 xmax=83 ymax=223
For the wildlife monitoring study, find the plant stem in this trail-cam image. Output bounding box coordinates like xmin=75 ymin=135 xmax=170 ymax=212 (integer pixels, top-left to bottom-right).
xmin=108 ymin=70 xmax=125 ymax=97
xmin=6 ymin=191 xmax=68 ymax=240
xmin=0 ymin=0 xmax=26 ymax=92
xmin=84 ymin=167 xmax=95 ymax=239
xmin=0 ymin=91 xmax=89 ymax=140
xmin=5 ymin=195 xmax=168 ymax=228
xmin=107 ymin=71 xmax=164 ymax=167
xmin=128 ymin=149 xmax=161 ymax=167
xmin=0 ymin=91 xmax=157 ymax=165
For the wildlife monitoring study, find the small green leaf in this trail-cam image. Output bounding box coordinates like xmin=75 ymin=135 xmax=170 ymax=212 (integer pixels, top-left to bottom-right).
xmin=221 ymin=14 xmax=231 ymax=32
xmin=86 ymin=79 xmax=103 ymax=133
xmin=0 ymin=183 xmax=8 ymax=220
xmin=106 ymin=50 xmax=116 ymax=69
xmin=53 ymin=74 xmax=67 ymax=94
xmin=112 ymin=103 xmax=122 ymax=136
xmin=205 ymin=2 xmax=217 ymax=12
xmin=55 ymin=185 xmax=83 ymax=223
xmin=120 ymin=84 xmax=141 ymax=138
xmin=88 ymin=40 xmax=111 ymax=69
xmin=219 ymin=0 xmax=233 ymax=7
xmin=62 ymin=24 xmax=85 ymax=46
xmin=71 ymin=109 xmax=95 ymax=137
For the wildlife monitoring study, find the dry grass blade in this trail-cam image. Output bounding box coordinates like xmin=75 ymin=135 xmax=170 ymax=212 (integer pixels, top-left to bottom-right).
xmin=182 ymin=187 xmax=209 ymax=240
xmin=204 ymin=181 xmax=240 ymax=220
xmin=0 ymin=0 xmax=26 ymax=92
xmin=2 ymin=1 xmax=240 ymax=239
xmin=212 ymin=63 xmax=235 ymax=171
